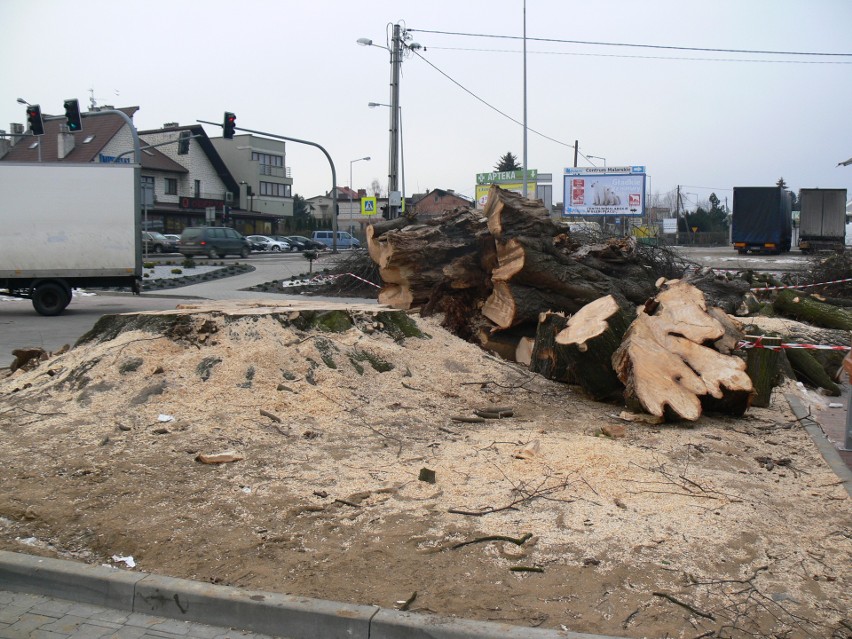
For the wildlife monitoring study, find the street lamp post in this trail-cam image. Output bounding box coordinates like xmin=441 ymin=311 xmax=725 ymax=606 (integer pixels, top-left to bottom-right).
xmin=349 ymin=156 xmax=370 ymax=228
xmin=587 ymin=155 xmax=607 ymax=169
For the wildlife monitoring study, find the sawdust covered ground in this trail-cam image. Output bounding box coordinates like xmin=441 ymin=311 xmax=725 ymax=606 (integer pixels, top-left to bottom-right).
xmin=0 ymin=300 xmax=849 ymax=639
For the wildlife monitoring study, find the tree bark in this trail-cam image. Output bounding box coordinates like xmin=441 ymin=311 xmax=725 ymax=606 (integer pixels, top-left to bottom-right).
xmin=744 ymin=334 xmax=782 ymax=408
xmin=773 ymin=289 xmax=852 ymax=331
xmin=555 ymin=295 xmax=633 ymax=400
xmin=529 ymin=311 xmax=571 ymax=382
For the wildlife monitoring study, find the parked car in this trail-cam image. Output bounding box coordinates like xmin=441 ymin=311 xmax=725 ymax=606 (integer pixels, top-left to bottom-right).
xmin=311 ymin=230 xmax=361 ymax=249
xmin=141 ymin=231 xmax=178 ymax=254
xmin=179 ymin=226 xmax=250 ymax=258
xmin=245 ymin=235 xmax=270 ymax=251
xmin=246 ymin=234 xmax=291 ymax=252
xmin=163 ymin=234 xmax=182 ymax=243
xmin=284 ymin=235 xmax=326 ymax=251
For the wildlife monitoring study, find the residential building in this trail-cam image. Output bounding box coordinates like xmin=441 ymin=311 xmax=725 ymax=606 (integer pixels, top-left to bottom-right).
xmin=411 ymin=188 xmax=473 ymax=220
xmin=210 ymin=134 xmax=294 ymax=234
xmin=0 ymin=106 xmax=273 ymax=236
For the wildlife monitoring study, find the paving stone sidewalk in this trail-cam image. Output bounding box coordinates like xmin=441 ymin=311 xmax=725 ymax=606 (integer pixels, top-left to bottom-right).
xmin=0 ymin=590 xmax=280 ymax=639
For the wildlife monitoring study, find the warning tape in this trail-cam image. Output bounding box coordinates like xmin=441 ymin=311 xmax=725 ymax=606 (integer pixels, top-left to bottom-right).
xmin=738 ymin=338 xmax=851 ymax=352
xmin=280 ymin=273 xmax=381 ymax=289
xmin=750 ymin=277 xmax=852 ymax=292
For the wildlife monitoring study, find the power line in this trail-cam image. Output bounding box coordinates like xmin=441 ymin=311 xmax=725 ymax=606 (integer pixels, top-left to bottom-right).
xmin=407 ymin=28 xmax=852 ymax=57
xmin=423 ymin=45 xmax=852 ymax=65
xmin=411 ymin=49 xmax=594 ymax=162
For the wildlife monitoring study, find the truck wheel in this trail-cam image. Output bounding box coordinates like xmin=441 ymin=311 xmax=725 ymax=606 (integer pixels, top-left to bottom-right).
xmin=32 ymin=283 xmax=70 ymax=316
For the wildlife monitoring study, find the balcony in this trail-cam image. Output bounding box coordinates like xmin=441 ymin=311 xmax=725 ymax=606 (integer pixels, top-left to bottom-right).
xmin=257 ymin=164 xmax=291 ymax=179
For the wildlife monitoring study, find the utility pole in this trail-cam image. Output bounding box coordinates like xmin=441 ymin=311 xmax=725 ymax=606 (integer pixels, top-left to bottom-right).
xmin=573 ymin=140 xmax=578 ymax=168
xmin=388 ymin=23 xmax=402 ymax=219
xmin=522 ymin=0 xmax=528 ymax=199
xmin=676 ymin=185 xmax=681 ymax=245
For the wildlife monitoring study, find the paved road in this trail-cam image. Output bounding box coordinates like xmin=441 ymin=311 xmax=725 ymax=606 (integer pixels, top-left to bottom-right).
xmin=0 ymin=252 xmax=368 ymax=365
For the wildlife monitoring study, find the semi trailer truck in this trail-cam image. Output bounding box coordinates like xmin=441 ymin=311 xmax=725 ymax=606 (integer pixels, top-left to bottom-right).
xmin=731 ymin=186 xmax=793 ymax=254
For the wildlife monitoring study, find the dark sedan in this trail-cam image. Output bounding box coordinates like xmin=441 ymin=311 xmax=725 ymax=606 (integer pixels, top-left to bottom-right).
xmin=283 ymin=235 xmax=327 ymax=251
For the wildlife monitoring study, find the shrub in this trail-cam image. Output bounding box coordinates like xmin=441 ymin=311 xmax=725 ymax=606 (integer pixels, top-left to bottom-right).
xmin=170 ymin=268 xmax=183 ymax=275
xmin=181 ymin=258 xmax=196 ymax=269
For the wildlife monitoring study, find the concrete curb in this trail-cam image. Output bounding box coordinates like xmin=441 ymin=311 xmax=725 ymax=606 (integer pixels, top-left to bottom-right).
xmin=785 ymin=393 xmax=852 ymax=498
xmin=0 ymin=551 xmax=624 ymax=639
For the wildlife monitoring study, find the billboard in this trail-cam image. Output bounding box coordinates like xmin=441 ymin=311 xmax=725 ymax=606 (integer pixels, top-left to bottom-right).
xmin=563 ymin=166 xmax=646 ymax=217
xmin=475 ymin=169 xmax=539 ymax=208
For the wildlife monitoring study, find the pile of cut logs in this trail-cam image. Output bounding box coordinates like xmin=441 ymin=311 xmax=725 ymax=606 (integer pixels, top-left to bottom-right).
xmin=366 ymin=185 xmax=846 ymax=422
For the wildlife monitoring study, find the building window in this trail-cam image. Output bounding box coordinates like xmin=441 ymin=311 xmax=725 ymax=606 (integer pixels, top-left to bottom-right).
xmin=165 ymin=178 xmax=177 ymax=195
xmin=194 ymin=180 xmax=201 ymax=197
xmin=251 ymin=152 xmax=283 ymax=167
xmin=259 ymin=181 xmax=291 ymax=198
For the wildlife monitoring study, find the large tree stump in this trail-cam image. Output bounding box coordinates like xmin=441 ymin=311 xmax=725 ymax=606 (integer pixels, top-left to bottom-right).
xmin=611 ymin=280 xmax=754 ymax=421
xmin=555 ymin=295 xmax=634 ymax=400
xmin=744 ymin=333 xmax=782 ymax=408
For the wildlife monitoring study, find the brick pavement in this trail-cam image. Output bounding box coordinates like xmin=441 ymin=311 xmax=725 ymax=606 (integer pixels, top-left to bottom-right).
xmin=0 ymin=590 xmax=279 ymax=639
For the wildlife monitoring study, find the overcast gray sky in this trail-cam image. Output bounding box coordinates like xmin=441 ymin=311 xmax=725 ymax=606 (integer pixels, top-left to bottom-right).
xmin=3 ymin=0 xmax=851 ymax=210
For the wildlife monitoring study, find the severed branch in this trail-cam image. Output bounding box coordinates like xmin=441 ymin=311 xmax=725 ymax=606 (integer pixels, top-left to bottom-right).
xmin=653 ymin=591 xmax=715 ymax=620
xmin=452 ymin=532 xmax=532 ymax=550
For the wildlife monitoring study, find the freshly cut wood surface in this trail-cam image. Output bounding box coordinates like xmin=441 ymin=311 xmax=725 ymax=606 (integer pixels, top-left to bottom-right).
xmin=612 ymin=280 xmax=753 ymax=421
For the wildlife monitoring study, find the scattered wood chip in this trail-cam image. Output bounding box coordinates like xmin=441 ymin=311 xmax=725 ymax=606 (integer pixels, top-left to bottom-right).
xmin=450 ymin=415 xmax=485 ymax=423
xmin=512 ymin=440 xmax=540 ymax=460
xmin=195 ymin=450 xmax=244 ymax=464
xmin=418 ymin=468 xmax=436 ymax=483
xmin=617 ymin=411 xmax=663 ymax=425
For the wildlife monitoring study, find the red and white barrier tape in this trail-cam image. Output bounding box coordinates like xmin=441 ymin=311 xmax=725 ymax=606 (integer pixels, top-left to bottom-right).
xmin=750 ymin=277 xmax=852 ymax=292
xmin=738 ymin=338 xmax=850 ymax=352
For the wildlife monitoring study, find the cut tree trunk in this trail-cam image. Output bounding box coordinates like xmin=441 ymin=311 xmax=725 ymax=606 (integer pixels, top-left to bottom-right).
xmin=529 ymin=311 xmax=571 ymax=382
xmin=482 ymin=281 xmax=589 ymax=330
xmin=773 ymin=289 xmax=852 ymax=331
xmin=483 ymin=184 xmax=562 ymax=240
xmin=367 ymin=209 xmax=492 ymax=310
xmin=612 ymin=280 xmax=753 ymax=421
xmin=744 ymin=333 xmax=782 ymax=408
xmin=786 ymin=348 xmax=842 ymax=396
xmin=555 ymin=295 xmax=634 ymax=400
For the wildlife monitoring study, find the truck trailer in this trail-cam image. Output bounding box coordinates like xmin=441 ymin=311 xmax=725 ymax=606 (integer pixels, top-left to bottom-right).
xmin=797 ymin=188 xmax=847 ymax=253
xmin=732 ymin=186 xmax=793 ymax=254
xmin=0 ymin=162 xmax=142 ymax=315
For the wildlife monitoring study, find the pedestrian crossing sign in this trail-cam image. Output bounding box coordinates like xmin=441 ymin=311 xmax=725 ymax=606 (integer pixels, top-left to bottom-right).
xmin=361 ymin=196 xmax=377 ymax=216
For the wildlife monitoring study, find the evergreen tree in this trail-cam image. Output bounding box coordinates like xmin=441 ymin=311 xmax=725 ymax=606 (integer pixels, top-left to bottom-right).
xmin=495 ymin=152 xmax=521 ymax=172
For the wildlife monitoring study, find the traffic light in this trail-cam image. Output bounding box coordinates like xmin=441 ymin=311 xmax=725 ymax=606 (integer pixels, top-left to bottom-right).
xmin=223 ymin=111 xmax=236 ymax=139
xmin=26 ymin=105 xmax=44 ymax=136
xmin=63 ymin=98 xmax=83 ymax=132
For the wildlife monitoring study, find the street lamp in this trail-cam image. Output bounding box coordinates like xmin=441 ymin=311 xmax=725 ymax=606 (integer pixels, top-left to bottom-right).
xmin=358 ymin=26 xmax=420 ymax=218
xmin=369 ymin=102 xmax=405 ymax=212
xmin=348 ymin=156 xmax=370 ymax=229
xmin=587 ymin=155 xmax=607 ymax=169
xmin=350 ymin=156 xmax=370 ymax=190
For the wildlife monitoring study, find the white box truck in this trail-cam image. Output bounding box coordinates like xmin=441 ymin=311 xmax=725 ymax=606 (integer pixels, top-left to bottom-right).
xmin=0 ymin=162 xmax=142 ymax=315
xmin=798 ymin=188 xmax=847 ymax=253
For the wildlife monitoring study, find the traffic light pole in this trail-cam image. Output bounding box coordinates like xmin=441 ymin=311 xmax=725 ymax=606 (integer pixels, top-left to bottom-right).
xmin=198 ymin=119 xmax=340 ymax=253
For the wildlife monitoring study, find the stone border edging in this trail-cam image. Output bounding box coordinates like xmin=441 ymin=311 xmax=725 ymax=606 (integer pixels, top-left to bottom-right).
xmin=785 ymin=392 xmax=852 ymax=497
xmin=0 ymin=550 xmax=623 ymax=639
